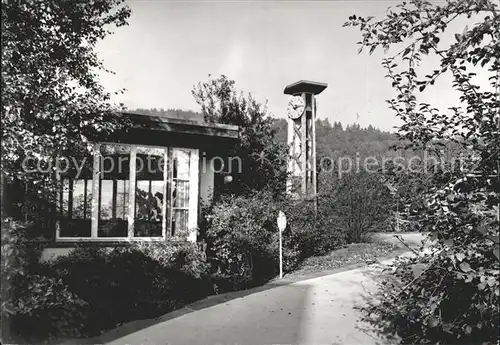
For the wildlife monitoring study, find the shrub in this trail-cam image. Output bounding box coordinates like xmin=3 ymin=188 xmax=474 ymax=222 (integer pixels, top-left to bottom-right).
xmin=318 ymin=171 xmax=393 ymax=242
xmin=127 ymin=240 xmax=213 ymax=302
xmin=131 ymin=240 xmax=210 ymax=278
xmin=284 ymin=197 xmax=346 ymax=259
xmin=202 ymin=190 xmax=349 ymax=290
xmin=363 ymin=248 xmax=499 ymax=344
xmin=1 ymin=220 xmax=86 ymax=341
xmin=7 ymin=273 xmax=87 ymax=340
xmin=361 ymin=178 xmax=499 ymax=344
xmin=51 ymin=240 xmax=213 ymax=336
xmin=267 ymin=231 xmax=302 ymax=273
xmin=201 ymin=173 xmax=391 ymax=291
xmin=203 ymin=191 xmax=281 ymax=290
xmin=1 ymin=220 xmax=44 ymax=274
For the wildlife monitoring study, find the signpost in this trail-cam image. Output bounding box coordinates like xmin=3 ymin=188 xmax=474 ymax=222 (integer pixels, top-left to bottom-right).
xmin=277 ymin=210 xmax=287 ymax=279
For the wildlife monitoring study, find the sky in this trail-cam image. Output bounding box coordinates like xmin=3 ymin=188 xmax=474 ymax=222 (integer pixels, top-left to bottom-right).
xmin=96 ymin=0 xmax=489 ymax=132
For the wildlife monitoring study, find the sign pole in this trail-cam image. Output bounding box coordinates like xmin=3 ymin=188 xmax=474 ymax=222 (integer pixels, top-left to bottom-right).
xmin=277 ymin=211 xmax=287 ymax=279
xmin=279 ymin=227 xmax=283 ymax=279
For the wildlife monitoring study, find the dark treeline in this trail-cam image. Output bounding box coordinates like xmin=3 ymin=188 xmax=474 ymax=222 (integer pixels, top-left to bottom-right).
xmin=271 ymin=117 xmax=398 ymax=160
xmin=128 ymin=108 xmax=203 ymax=121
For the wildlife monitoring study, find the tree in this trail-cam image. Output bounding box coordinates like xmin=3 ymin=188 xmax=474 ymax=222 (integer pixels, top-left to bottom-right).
xmin=321 ymin=171 xmax=393 ymax=243
xmin=1 ymin=0 xmax=131 ymax=219
xmin=345 ymin=0 xmax=499 ymax=343
xmin=192 ymin=75 xmax=288 ymax=197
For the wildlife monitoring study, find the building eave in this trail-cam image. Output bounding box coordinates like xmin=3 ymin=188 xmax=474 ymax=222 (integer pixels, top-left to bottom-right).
xmin=121 ymin=112 xmax=239 ymax=139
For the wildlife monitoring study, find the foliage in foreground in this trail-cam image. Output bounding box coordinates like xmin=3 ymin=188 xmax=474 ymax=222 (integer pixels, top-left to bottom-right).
xmin=1 ymin=222 xmax=214 ymax=341
xmin=1 ymin=0 xmax=131 ymax=222
xmin=1 ymin=221 xmax=87 ymax=340
xmin=346 ymin=0 xmax=499 ymax=343
xmin=51 ymin=241 xmax=213 ymax=336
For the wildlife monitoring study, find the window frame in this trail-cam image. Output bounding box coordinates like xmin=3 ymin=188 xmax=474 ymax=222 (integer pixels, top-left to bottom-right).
xmin=56 ymin=142 xmax=199 ymax=242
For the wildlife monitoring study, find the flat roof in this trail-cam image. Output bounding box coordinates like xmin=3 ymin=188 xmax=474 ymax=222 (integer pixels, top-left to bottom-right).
xmin=284 ymin=80 xmax=328 ymax=95
xmin=121 ymin=112 xmax=239 ymax=139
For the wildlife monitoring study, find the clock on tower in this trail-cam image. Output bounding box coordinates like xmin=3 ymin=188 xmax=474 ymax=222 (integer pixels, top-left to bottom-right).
xmin=287 ymin=96 xmax=305 ymax=120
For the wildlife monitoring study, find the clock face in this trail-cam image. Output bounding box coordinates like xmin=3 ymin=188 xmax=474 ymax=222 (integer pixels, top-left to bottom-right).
xmin=287 ymin=96 xmax=305 ymax=120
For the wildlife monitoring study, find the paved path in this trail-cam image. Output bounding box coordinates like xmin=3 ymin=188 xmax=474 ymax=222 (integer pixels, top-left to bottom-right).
xmin=94 ymin=258 xmax=406 ymax=345
xmin=81 ymin=234 xmax=428 ymax=345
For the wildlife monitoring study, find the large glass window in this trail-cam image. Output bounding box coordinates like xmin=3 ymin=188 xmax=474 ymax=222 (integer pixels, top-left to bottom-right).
xmin=171 ymin=149 xmax=191 ymax=236
xmin=98 ymin=144 xmax=130 ymax=237
xmin=58 ymin=144 xmax=197 ymax=240
xmin=134 ymin=147 xmax=166 ymax=237
xmin=60 ymin=178 xmax=93 ymax=237
xmin=59 ymin=156 xmax=93 ymax=237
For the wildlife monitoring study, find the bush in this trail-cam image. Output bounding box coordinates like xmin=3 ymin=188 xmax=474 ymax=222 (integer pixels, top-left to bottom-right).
xmin=1 ymin=220 xmax=86 ymax=341
xmin=364 ymin=249 xmax=499 ymax=344
xmin=361 ymin=181 xmax=499 ymax=344
xmin=132 ymin=240 xmax=210 ymax=278
xmin=318 ymin=170 xmax=393 ymax=242
xmin=203 ymin=191 xmax=281 ymax=290
xmin=51 ymin=241 xmax=213 ymax=335
xmin=202 ymin=190 xmax=349 ymax=290
xmin=285 ymin=197 xmax=346 ymax=259
xmin=7 ymin=273 xmax=87 ymax=340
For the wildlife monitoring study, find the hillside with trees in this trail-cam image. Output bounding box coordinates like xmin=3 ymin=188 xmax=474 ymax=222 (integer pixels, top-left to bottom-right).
xmin=272 ymin=117 xmax=398 ymax=160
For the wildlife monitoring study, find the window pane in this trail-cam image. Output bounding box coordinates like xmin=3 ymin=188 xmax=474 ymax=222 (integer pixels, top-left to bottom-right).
xmin=72 ymin=180 xmax=91 ymax=219
xmin=173 ymin=149 xmax=191 ymax=180
xmin=101 ymin=144 xmax=131 ymax=156
xmin=61 ymin=179 xmax=70 ymax=218
xmin=115 ymin=180 xmax=129 ymax=219
xmin=98 ymin=144 xmax=130 ymax=237
xmin=171 ymin=148 xmax=191 ymax=237
xmin=137 ymin=146 xmax=164 ymax=157
xmin=134 ymin=147 xmax=165 ymax=237
xmin=59 ymin=147 xmax=93 ymax=238
xmin=172 ymin=210 xmax=188 ymax=236
xmin=60 ymin=179 xmax=91 ymax=237
xmin=173 ymin=180 xmax=189 ymax=208
xmin=100 ymin=180 xmax=113 ymax=221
